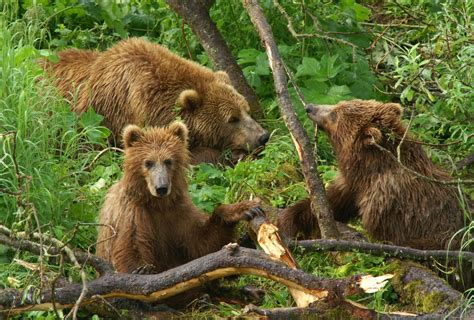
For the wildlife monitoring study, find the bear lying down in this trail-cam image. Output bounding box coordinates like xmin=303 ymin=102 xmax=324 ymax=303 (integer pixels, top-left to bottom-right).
xmin=42 ymin=38 xmax=269 ymax=165
xmin=96 ymin=122 xmax=262 ymax=274
xmin=279 ymin=99 xmax=470 ymax=250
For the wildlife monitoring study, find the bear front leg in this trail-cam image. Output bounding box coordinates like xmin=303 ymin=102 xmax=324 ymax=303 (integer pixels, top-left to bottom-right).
xmin=327 ymin=174 xmax=359 ymax=222
xmin=211 ymin=201 xmax=264 ymax=226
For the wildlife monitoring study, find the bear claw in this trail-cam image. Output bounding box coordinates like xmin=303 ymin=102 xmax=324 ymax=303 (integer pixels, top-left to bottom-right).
xmin=132 ymin=264 xmax=158 ymax=275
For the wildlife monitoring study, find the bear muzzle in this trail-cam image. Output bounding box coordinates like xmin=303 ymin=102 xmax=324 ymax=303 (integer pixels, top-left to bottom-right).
xmin=305 ymin=104 xmax=334 ymax=129
xmin=147 ymin=164 xmax=172 ymax=198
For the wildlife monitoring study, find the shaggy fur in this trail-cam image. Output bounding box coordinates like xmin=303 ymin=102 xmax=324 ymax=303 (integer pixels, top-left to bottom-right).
xmin=42 ymin=38 xmax=269 ymax=164
xmin=96 ymin=122 xmax=259 ymax=273
xmin=279 ymin=100 xmax=470 ymax=249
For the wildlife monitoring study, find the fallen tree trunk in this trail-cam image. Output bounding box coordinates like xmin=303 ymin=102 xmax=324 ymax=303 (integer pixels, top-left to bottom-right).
xmin=0 ymin=245 xmax=372 ymax=313
xmin=242 ymin=0 xmax=339 ymax=239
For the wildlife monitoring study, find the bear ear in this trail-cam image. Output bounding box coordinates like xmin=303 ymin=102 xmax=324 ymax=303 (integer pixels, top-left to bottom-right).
xmin=379 ymin=103 xmax=403 ymax=120
xmin=176 ymin=89 xmax=202 ymax=111
xmin=361 ymin=126 xmax=382 ymax=147
xmin=168 ymin=121 xmax=189 ymax=143
xmin=123 ymin=124 xmax=143 ymax=148
xmin=215 ymin=71 xmax=232 ymax=84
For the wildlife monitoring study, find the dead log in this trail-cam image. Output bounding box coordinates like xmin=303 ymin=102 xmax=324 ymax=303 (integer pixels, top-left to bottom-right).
xmin=242 ymin=0 xmax=339 ymax=239
xmin=166 ymin=0 xmax=264 ymax=118
xmin=293 ymin=239 xmax=474 ymax=262
xmin=0 ymin=245 xmax=377 ymax=313
xmin=389 ymin=261 xmax=463 ymax=315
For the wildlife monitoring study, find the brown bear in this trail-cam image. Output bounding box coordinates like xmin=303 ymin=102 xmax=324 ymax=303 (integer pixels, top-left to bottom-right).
xmin=96 ymin=122 xmax=262 ymax=273
xmin=42 ymin=38 xmax=269 ymax=165
xmin=278 ymin=100 xmax=470 ymax=249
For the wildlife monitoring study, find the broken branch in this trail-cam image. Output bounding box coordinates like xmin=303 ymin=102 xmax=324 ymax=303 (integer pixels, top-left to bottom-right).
xmin=0 ymin=245 xmax=372 ymax=313
xmin=0 ymin=225 xmax=113 ymax=276
xmin=292 ymin=239 xmax=474 ymax=262
xmin=242 ymin=0 xmax=339 ymax=239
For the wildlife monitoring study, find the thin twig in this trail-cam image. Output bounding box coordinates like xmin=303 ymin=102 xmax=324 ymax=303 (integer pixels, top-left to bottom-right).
xmin=370 ymin=138 xmax=474 ymax=185
xmin=273 ymin=0 xmax=357 ymax=61
xmin=181 ymin=19 xmax=194 ymax=60
xmin=401 ymin=133 xmax=474 ymax=148
xmin=282 ymin=62 xmax=308 ymax=106
xmin=0 ymin=224 xmax=114 ymax=275
xmin=397 ymin=108 xmax=415 ymax=161
xmin=83 ymin=146 xmax=123 ymax=172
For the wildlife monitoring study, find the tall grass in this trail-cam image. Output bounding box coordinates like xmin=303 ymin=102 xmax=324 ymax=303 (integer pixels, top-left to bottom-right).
xmin=0 ymin=12 xmax=115 ymax=248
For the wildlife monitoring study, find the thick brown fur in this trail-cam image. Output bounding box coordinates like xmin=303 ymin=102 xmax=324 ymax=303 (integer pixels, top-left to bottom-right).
xmin=39 ymin=49 xmax=100 ymax=101
xmin=96 ymin=122 xmax=260 ymax=273
xmin=279 ymin=100 xmax=470 ymax=249
xmin=42 ymin=38 xmax=269 ymax=164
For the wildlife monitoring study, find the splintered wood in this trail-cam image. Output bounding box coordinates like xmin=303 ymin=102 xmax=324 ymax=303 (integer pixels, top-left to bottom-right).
xmin=251 ymin=215 xmax=393 ymax=308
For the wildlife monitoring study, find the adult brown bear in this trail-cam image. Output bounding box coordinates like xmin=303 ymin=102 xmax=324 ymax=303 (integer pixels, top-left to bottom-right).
xmin=279 ymin=100 xmax=470 ymax=249
xmin=42 ymin=38 xmax=269 ymax=165
xmin=96 ymin=122 xmax=262 ymax=273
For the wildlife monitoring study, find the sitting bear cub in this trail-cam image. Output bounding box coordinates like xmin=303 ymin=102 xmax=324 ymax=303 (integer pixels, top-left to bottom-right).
xmin=96 ymin=122 xmax=261 ymax=273
xmin=279 ymin=100 xmax=470 ymax=249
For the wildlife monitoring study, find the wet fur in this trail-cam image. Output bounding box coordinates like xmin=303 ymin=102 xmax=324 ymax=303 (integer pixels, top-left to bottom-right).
xmin=279 ymin=100 xmax=470 ymax=249
xmin=96 ymin=123 xmax=259 ymax=273
xmin=42 ymin=38 xmax=267 ymax=165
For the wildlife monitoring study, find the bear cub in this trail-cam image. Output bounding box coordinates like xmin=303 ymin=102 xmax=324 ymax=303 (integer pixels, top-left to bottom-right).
xmin=279 ymin=100 xmax=470 ymax=249
xmin=96 ymin=122 xmax=261 ymax=273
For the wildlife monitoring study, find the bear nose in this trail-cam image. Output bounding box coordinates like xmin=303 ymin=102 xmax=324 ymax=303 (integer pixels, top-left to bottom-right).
xmin=258 ymin=131 xmax=270 ymax=146
xmin=155 ymin=186 xmax=168 ymax=197
xmin=305 ymin=106 xmax=311 ymax=113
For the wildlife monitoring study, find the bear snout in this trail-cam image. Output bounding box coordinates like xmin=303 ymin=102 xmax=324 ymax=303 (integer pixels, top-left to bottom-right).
xmin=305 ymin=104 xmax=334 ymax=128
xmin=155 ymin=186 xmax=169 ymax=197
xmin=147 ymin=164 xmax=172 ymax=197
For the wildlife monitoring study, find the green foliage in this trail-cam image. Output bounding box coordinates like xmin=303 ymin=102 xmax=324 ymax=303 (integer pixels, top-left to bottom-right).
xmin=1 ymin=0 xmax=472 ymax=318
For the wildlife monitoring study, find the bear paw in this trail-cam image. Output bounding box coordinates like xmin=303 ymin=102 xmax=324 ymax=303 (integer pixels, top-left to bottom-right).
xmin=132 ymin=264 xmax=159 ymax=275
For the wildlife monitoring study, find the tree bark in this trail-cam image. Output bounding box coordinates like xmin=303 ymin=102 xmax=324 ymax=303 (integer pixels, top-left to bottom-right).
xmin=166 ymin=0 xmax=264 ymax=118
xmin=293 ymin=239 xmax=474 ymax=262
xmin=0 ymin=245 xmax=366 ymax=313
xmin=242 ymin=0 xmax=339 ymax=239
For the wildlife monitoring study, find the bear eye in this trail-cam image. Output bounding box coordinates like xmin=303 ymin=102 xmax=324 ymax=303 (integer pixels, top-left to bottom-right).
xmin=329 ymin=112 xmax=338 ymax=123
xmin=228 ymin=116 xmax=240 ymax=124
xmin=144 ymin=160 xmax=155 ymax=169
xmin=164 ymin=159 xmax=173 ymax=167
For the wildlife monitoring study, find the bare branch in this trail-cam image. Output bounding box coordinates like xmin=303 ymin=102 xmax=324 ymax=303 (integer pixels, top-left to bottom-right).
xmin=0 ymin=225 xmax=114 ymax=276
xmin=370 ymin=138 xmax=474 ymax=185
xmin=242 ymin=0 xmax=339 ymax=239
xmin=292 ymin=239 xmax=474 ymax=262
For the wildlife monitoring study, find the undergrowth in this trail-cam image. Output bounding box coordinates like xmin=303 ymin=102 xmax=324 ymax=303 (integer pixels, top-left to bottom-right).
xmin=0 ymin=0 xmax=472 ymax=318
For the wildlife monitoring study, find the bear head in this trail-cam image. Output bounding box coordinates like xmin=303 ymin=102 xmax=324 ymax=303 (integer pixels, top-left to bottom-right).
xmin=305 ymin=99 xmax=403 ymax=155
xmin=122 ymin=122 xmax=189 ymax=198
xmin=176 ymin=71 xmax=269 ymax=160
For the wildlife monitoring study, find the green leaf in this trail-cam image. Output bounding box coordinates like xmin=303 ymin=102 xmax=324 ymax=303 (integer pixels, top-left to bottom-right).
xmin=327 ymin=85 xmax=352 ymax=97
xmin=295 ymin=57 xmax=320 ymax=78
xmin=79 ymin=108 xmax=104 ymax=128
xmin=255 ymin=53 xmax=270 ymax=75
